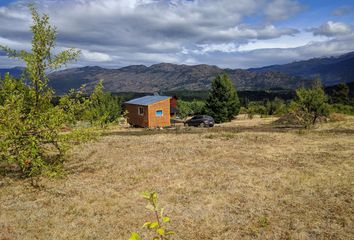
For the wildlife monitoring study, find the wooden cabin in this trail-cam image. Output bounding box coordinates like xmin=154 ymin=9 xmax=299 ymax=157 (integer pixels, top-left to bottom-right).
xmin=124 ymin=96 xmax=171 ymax=128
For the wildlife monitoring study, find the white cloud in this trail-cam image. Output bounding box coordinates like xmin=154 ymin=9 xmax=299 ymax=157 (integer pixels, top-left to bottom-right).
xmin=1 ymin=0 xmax=353 ymax=69
xmin=211 ymin=25 xmax=299 ymax=42
xmin=0 ymin=0 xmax=306 ymax=67
xmin=194 ymin=43 xmax=239 ymax=54
xmin=80 ymin=49 xmax=113 ymax=62
xmin=0 ymin=37 xmax=30 ymax=50
xmin=238 ymin=32 xmax=326 ymax=51
xmin=310 ymin=21 xmax=353 ymax=37
xmin=264 ymin=0 xmax=302 ymax=21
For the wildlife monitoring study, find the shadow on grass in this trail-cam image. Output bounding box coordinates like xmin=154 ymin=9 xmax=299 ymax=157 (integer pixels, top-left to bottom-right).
xmin=102 ymin=121 xmax=354 ymax=137
xmin=0 ymin=164 xmax=26 ymax=184
xmin=317 ymin=128 xmax=354 ymax=134
xmin=101 ymin=123 xmax=306 ymax=137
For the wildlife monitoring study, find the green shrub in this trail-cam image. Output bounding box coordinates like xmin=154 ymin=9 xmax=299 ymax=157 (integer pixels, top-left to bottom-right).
xmin=177 ymin=99 xmax=205 ymax=118
xmin=265 ymin=97 xmax=287 ymax=116
xmin=246 ymin=102 xmax=267 ymax=118
xmin=58 ymin=86 xmax=91 ymax=124
xmin=330 ymin=103 xmax=354 ymax=115
xmin=291 ymin=79 xmax=331 ymax=128
xmin=83 ymin=81 xmax=122 ymax=127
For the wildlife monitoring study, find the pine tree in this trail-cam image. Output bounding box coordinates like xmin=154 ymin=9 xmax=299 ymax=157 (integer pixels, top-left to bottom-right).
xmin=204 ymin=74 xmax=240 ymax=123
xmin=331 ymin=83 xmax=350 ymax=104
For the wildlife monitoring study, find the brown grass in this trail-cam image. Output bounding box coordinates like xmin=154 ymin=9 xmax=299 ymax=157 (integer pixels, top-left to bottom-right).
xmin=1 ymin=116 xmax=354 ymax=240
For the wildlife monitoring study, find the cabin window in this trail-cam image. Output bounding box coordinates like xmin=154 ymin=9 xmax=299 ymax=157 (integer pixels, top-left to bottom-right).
xmin=156 ymin=110 xmax=163 ymax=117
xmin=138 ymin=107 xmax=144 ymax=116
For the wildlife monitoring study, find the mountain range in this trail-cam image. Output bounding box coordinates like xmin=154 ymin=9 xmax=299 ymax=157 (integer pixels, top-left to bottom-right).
xmin=1 ymin=52 xmax=353 ymax=94
xmin=249 ymin=52 xmax=354 ymax=86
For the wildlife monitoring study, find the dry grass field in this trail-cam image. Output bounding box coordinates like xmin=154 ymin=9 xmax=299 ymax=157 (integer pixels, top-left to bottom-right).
xmin=1 ymin=116 xmax=354 ymax=240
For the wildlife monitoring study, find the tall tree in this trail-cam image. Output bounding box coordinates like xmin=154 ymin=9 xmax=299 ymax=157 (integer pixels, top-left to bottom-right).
xmin=204 ymin=74 xmax=240 ymax=123
xmin=0 ymin=6 xmax=86 ymax=177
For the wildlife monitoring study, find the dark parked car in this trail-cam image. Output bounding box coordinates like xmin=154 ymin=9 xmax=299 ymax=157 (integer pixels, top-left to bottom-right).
xmin=184 ymin=115 xmax=215 ymax=127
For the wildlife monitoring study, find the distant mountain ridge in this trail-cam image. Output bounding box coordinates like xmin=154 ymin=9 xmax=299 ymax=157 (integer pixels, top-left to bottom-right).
xmin=1 ymin=52 xmax=353 ymax=94
xmin=0 ymin=67 xmax=24 ymax=78
xmin=47 ymin=63 xmax=306 ymax=94
xmin=249 ymin=52 xmax=354 ymax=85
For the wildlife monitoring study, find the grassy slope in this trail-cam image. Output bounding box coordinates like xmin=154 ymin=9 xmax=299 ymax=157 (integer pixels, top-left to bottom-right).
xmin=1 ymin=117 xmax=354 ymax=239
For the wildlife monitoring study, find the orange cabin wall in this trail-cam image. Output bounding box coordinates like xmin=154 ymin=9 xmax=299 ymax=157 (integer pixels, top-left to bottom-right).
xmin=125 ymin=104 xmax=149 ymax=127
xmin=147 ymin=98 xmax=170 ymax=127
xmin=125 ymin=98 xmax=170 ymax=128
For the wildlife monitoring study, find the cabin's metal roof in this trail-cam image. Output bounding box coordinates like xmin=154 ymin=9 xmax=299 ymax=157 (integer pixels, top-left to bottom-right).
xmin=124 ymin=95 xmax=170 ymax=106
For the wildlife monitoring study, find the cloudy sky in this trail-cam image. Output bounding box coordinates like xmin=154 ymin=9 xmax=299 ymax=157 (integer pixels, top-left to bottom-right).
xmin=0 ymin=0 xmax=354 ymax=69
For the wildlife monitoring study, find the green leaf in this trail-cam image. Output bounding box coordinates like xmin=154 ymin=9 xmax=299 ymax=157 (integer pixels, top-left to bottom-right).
xmin=142 ymin=221 xmax=151 ymax=228
xmin=157 ymin=228 xmax=165 ymax=236
xmin=160 ymin=208 xmax=164 ymax=218
xmin=149 ymin=222 xmax=159 ymax=229
xmin=128 ymin=232 xmax=142 ymax=240
xmin=145 ymin=204 xmax=155 ymax=211
xmin=151 ymin=192 xmax=158 ymax=206
xmin=141 ymin=191 xmax=150 ymax=199
xmin=166 ymin=230 xmax=175 ymax=235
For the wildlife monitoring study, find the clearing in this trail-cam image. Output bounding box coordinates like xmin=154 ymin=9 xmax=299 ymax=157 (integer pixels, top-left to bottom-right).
xmin=1 ymin=116 xmax=354 ymax=239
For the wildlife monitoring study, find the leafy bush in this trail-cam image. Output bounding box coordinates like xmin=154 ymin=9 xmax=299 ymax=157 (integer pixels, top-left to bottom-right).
xmin=83 ymin=81 xmax=122 ymax=127
xmin=58 ymin=86 xmax=91 ymax=124
xmin=264 ymin=97 xmax=287 ymax=116
xmin=58 ymin=81 xmax=122 ymax=127
xmin=290 ymin=79 xmax=331 ymax=128
xmin=204 ymin=74 xmax=240 ymax=123
xmin=329 ymin=103 xmax=354 ymax=115
xmin=246 ymin=102 xmax=267 ymax=118
xmin=243 ymin=98 xmax=288 ymax=118
xmin=129 ymin=191 xmax=175 ymax=240
xmin=177 ymin=99 xmax=205 ymax=119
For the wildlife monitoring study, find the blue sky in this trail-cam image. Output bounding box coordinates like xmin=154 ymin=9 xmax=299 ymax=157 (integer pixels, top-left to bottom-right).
xmin=1 ymin=0 xmax=354 ymax=69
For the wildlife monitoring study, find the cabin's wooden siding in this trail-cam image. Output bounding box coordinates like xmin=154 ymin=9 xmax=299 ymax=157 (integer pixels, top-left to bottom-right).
xmin=125 ymin=98 xmax=170 ymax=128
xmin=147 ymin=98 xmax=171 ymax=127
xmin=125 ymin=104 xmax=149 ymax=127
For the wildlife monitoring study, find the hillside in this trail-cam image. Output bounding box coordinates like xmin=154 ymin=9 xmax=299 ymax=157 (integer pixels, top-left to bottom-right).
xmin=249 ymin=52 xmax=354 ymax=85
xmin=0 ymin=67 xmax=24 ymax=78
xmin=47 ymin=63 xmax=306 ymax=94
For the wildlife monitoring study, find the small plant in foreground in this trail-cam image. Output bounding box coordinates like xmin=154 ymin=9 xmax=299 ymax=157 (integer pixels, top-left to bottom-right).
xmin=129 ymin=191 xmax=175 ymax=240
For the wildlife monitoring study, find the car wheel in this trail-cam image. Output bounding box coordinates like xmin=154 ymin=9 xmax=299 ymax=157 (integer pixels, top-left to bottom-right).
xmin=199 ymin=122 xmax=206 ymax=128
